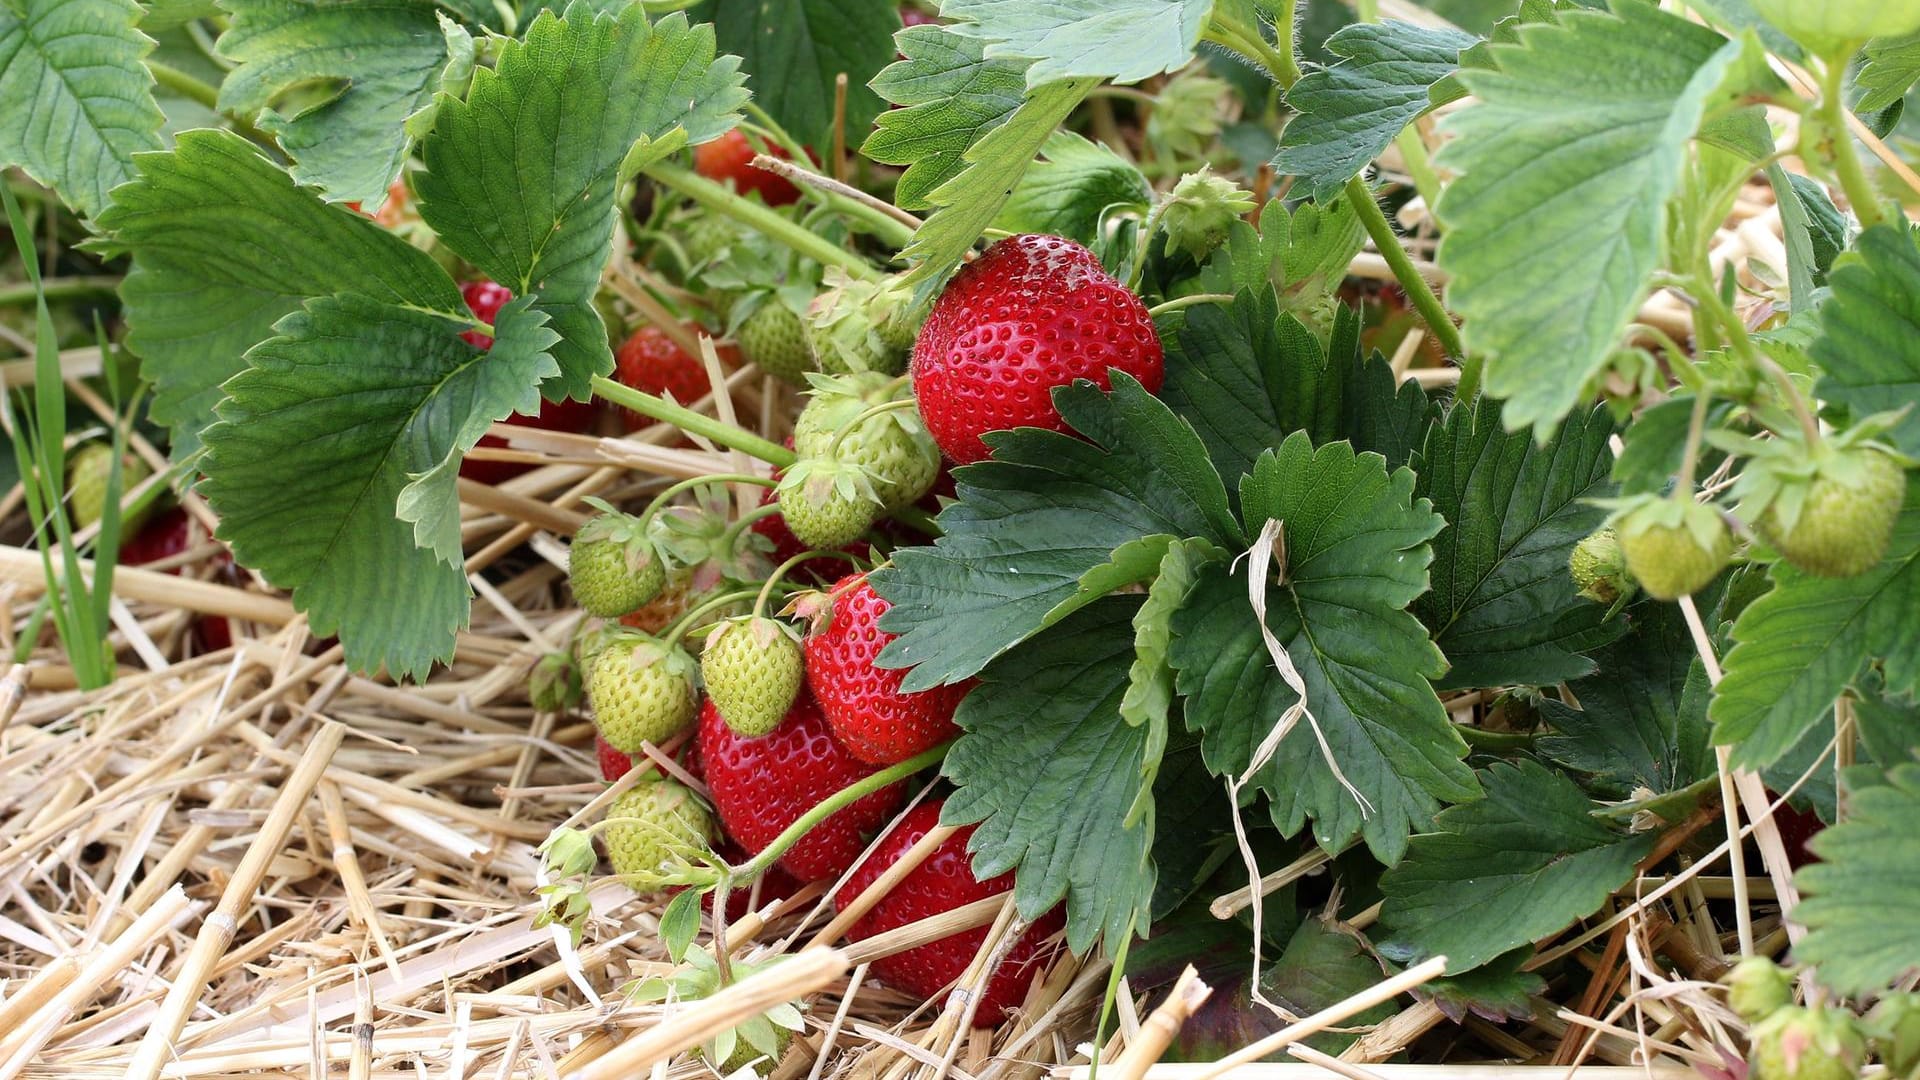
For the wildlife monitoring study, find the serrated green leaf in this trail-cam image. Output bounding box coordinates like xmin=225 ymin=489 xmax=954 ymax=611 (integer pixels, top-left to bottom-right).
xmin=863 ymin=24 xmax=1028 ymax=211
xmin=414 ymin=4 xmax=747 ymax=398
xmin=1853 ymin=673 xmax=1920 ymax=768
xmin=1812 ymin=225 xmax=1920 ymax=457
xmin=1611 ymin=394 xmax=1735 ymax=496
xmin=1414 ymin=398 xmax=1621 ymax=689
xmin=1269 ymin=198 xmax=1369 ymax=309
xmin=1168 ymin=434 xmax=1475 ymax=862
xmin=1858 ymin=31 xmax=1920 ymax=113
xmin=941 ymin=596 xmax=1157 ymax=953
xmin=0 ymin=0 xmax=164 ymax=217
xmin=94 ymin=129 xmax=466 ymax=454
xmin=872 ymin=373 xmax=1240 ymax=690
xmin=1260 ymin=921 xmax=1398 ymax=1053
xmin=1792 ymin=762 xmax=1920 ymax=996
xmin=199 ymin=294 xmax=558 ymax=679
xmin=707 ymin=0 xmax=895 ymax=149
xmin=141 ymin=0 xmax=223 ymax=29
xmin=940 ymin=0 xmax=1212 ymax=87
xmin=1421 ymin=946 xmax=1544 ymax=1022
xmin=1123 ymin=538 xmax=1225 ymax=756
xmin=995 ymin=129 xmax=1152 ymax=243
xmin=1380 ymin=758 xmax=1653 ymax=971
xmin=1434 ymin=4 xmax=1752 ymax=434
xmin=215 ymin=0 xmax=462 ymax=206
xmin=1274 ymin=21 xmax=1476 ymax=204
xmin=1711 ymin=477 xmax=1920 ymax=769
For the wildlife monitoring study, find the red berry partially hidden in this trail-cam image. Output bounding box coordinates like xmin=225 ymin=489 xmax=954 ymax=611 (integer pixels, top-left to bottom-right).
xmin=695 ymin=694 xmax=905 ymax=882
xmin=460 ymin=280 xmax=514 ymax=349
xmin=121 ymin=508 xmax=234 ymax=651
xmin=614 ymin=325 xmax=727 ymax=433
xmin=807 ymin=575 xmax=967 ymax=765
xmin=456 ymin=280 xmax=599 ymax=483
xmin=836 ymin=801 xmax=1063 ymax=1022
xmin=597 ymin=733 xmax=635 ymax=783
xmin=693 ymin=130 xmax=802 ymax=207
xmin=911 ymin=234 xmax=1163 ymax=464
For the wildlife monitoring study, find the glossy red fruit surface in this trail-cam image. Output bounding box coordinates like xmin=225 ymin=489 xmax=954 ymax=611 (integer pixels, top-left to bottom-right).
xmin=614 ymin=325 xmax=732 ymax=433
xmin=806 ymin=575 xmax=967 ymax=765
xmin=597 ymin=733 xmax=634 ymax=782
xmin=693 ymin=130 xmax=802 ymax=207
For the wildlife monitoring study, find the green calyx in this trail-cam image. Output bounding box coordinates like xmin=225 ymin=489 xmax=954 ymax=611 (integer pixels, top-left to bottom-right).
xmin=627 ymin=947 xmax=805 ymax=1076
xmin=1603 ymin=495 xmax=1734 ymax=601
xmin=805 ymin=270 xmax=919 ymax=376
xmin=588 ymin=629 xmax=701 ymax=752
xmin=1749 ymin=1005 xmax=1867 ymax=1080
xmin=774 ymin=459 xmax=882 ymax=550
xmin=571 ymin=504 xmax=670 ymax=617
xmin=1724 ymin=956 xmax=1793 ymax=1024
xmin=1159 ymin=168 xmax=1256 ymax=264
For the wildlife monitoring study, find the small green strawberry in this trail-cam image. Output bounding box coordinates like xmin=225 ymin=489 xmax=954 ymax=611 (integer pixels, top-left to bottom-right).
xmin=1160 ymin=169 xmax=1256 ymax=263
xmin=1866 ymin=992 xmax=1920 ymax=1080
xmin=602 ymin=777 xmax=715 ymax=885
xmin=736 ymin=299 xmax=815 ymax=385
xmin=1724 ymin=956 xmax=1793 ymax=1024
xmin=589 ymin=630 xmax=701 ymax=753
xmin=774 ymin=460 xmax=880 ymax=550
xmin=1755 ymin=445 xmax=1907 ymax=578
xmin=792 ymin=372 xmax=939 ymax=511
xmin=66 ymin=442 xmax=154 ymax=533
xmin=1611 ymin=497 xmax=1733 ymax=601
xmin=530 ymin=651 xmax=582 ymax=713
xmin=569 ymin=506 xmax=668 ymax=617
xmin=1748 ymin=1005 xmax=1866 ymax=1080
xmin=1569 ymin=526 xmax=1631 ymax=605
xmin=681 ymin=213 xmax=740 ymax=271
xmin=701 ymin=616 xmax=804 ymax=736
xmin=805 ymin=271 xmax=919 ymax=376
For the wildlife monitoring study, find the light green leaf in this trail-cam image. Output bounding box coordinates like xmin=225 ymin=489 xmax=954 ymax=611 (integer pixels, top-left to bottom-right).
xmin=1710 ymin=476 xmax=1920 ymax=769
xmin=1434 ymin=3 xmax=1752 ymax=434
xmin=93 ymin=129 xmax=466 ymax=454
xmin=215 ymin=0 xmax=463 ymax=206
xmin=863 ymin=24 xmax=1028 ymax=211
xmin=995 ymin=129 xmax=1151 ymax=244
xmin=1813 ymin=225 xmax=1920 ymax=458
xmin=942 ymin=596 xmax=1158 ymax=953
xmin=707 ymin=0 xmax=896 ymax=148
xmin=1275 ymin=21 xmax=1476 ymax=204
xmin=1168 ymin=434 xmax=1475 ymax=862
xmin=1414 ymin=398 xmax=1621 ymax=689
xmin=141 ymin=0 xmax=222 ymax=29
xmin=414 ymin=4 xmax=747 ymax=398
xmin=871 ymin=373 xmax=1241 ymax=691
xmin=940 ymin=0 xmax=1213 ymax=87
xmin=1792 ymin=763 xmax=1920 ymax=996
xmin=199 ymin=294 xmax=559 ymax=679
xmin=1857 ymin=31 xmax=1920 ymax=114
xmin=0 ymin=0 xmax=164 ymax=217
xmin=1380 ymin=759 xmax=1654 ymax=972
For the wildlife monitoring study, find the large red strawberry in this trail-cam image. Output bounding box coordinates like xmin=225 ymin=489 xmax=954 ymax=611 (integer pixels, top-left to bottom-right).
xmin=695 ymin=693 xmax=905 ymax=881
xmin=836 ymin=800 xmax=1064 ymax=1022
xmin=694 ymin=130 xmax=802 ymax=207
xmin=457 ymin=280 xmax=599 ymax=483
xmin=806 ymin=575 xmax=967 ymax=765
xmin=911 ymin=234 xmax=1163 ymax=464
xmin=614 ymin=325 xmax=732 ymax=433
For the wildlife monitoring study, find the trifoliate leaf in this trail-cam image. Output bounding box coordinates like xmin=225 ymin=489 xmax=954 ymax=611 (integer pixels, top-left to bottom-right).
xmin=93 ymin=129 xmax=466 ymax=454
xmin=995 ymin=130 xmax=1152 ymax=244
xmin=872 ymin=373 xmax=1240 ymax=690
xmin=215 ymin=0 xmax=465 ymax=206
xmin=1711 ymin=477 xmax=1920 ymax=768
xmin=0 ymin=0 xmax=164 ymax=217
xmin=707 ymin=0 xmax=896 ymax=148
xmin=1168 ymin=434 xmax=1476 ymax=863
xmin=1414 ymin=398 xmax=1622 ymax=689
xmin=199 ymin=294 xmax=558 ymax=679
xmin=863 ymin=24 xmax=1028 ymax=211
xmin=1813 ymin=225 xmax=1920 ymax=458
xmin=1379 ymin=759 xmax=1654 ymax=971
xmin=1792 ymin=763 xmax=1920 ymax=996
xmin=940 ymin=0 xmax=1213 ymax=87
xmin=1260 ymin=921 xmax=1397 ymax=1054
xmin=1274 ymin=20 xmax=1476 ymax=204
xmin=942 ymin=596 xmax=1158 ymax=953
xmin=1421 ymin=947 xmax=1545 ymax=1022
xmin=1857 ymin=31 xmax=1920 ymax=113
xmin=414 ymin=4 xmax=747 ymax=398
xmin=1434 ymin=4 xmax=1756 ymax=434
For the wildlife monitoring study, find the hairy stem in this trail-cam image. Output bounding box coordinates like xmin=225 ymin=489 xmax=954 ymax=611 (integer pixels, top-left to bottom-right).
xmin=1344 ymin=176 xmax=1465 ymax=366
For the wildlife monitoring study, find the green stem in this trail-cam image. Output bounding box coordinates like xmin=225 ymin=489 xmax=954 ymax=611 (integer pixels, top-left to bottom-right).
xmin=646 ymin=161 xmax=882 ymax=283
xmin=734 ymin=741 xmax=954 ymax=882
xmin=660 ymin=588 xmax=760 ymax=650
xmin=1343 ymin=175 xmax=1465 ymax=366
xmin=1675 ymin=388 xmax=1713 ymax=492
xmin=1210 ymin=9 xmax=1299 ymax=89
xmin=636 ymin=472 xmax=777 ymax=531
xmin=146 ymin=60 xmax=274 ymax=147
xmin=752 ymin=548 xmax=856 ymax=617
xmin=826 ymin=398 xmax=919 ymax=457
xmin=0 ymin=276 xmax=121 ymax=307
xmin=1394 ymin=126 xmax=1444 ymax=210
xmin=590 ymin=376 xmax=797 ymax=467
xmin=1817 ymin=57 xmax=1883 ymax=231
xmin=1125 ymin=199 xmax=1171 ymax=293
xmin=1455 ymin=726 xmax=1536 ymax=752
xmin=1146 ymin=293 xmax=1235 ymax=318
xmin=1693 ymin=281 xmax=1822 ymax=447
xmin=716 ymin=501 xmax=783 ymax=555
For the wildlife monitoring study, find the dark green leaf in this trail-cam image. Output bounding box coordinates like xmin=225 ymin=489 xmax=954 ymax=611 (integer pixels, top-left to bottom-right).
xmin=659 ymin=886 xmax=702 ymax=962
xmin=1260 ymin=921 xmax=1398 ymax=1053
xmin=1421 ymin=947 xmax=1544 ymax=1022
xmin=1146 ymin=740 xmax=1238 ymax=920
xmin=707 ymin=0 xmax=896 ymax=148
xmin=1854 ymin=674 xmax=1920 ymax=768
xmin=940 ymin=0 xmax=1213 ymax=87
xmin=1813 ymin=225 xmax=1920 ymax=457
xmin=863 ymin=24 xmax=1028 ymax=211
xmin=1792 ymin=763 xmax=1920 ymax=996
xmin=1784 ymin=174 xmax=1846 ymax=287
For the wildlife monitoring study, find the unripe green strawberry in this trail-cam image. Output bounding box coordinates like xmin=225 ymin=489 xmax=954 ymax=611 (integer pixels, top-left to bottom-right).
xmin=737 ymin=300 xmax=815 ymax=385
xmin=589 ymin=632 xmax=700 ymax=753
xmin=713 ymin=1020 xmax=792 ymax=1076
xmin=530 ymin=651 xmax=582 ymax=713
xmin=1724 ymin=956 xmax=1792 ymax=1024
xmin=775 ymin=462 xmax=879 ymax=550
xmin=1757 ymin=446 xmax=1906 ymax=578
xmin=1569 ymin=526 xmax=1630 ymax=604
xmin=1867 ymin=993 xmax=1920 ymax=1080
xmin=806 ymin=272 xmax=918 ymax=376
xmin=1748 ymin=1006 xmax=1865 ymax=1080
xmin=792 ymin=373 xmax=939 ymax=510
xmin=681 ymin=213 xmax=739 ymax=270
xmin=66 ymin=442 xmax=153 ymax=533
xmin=631 ymin=948 xmax=804 ymax=1077
xmin=701 ymin=616 xmax=804 ymax=736
xmin=603 ymin=777 xmax=715 ymax=885
xmin=569 ymin=510 xmax=667 ymax=617
xmin=1615 ymin=499 xmax=1733 ymax=601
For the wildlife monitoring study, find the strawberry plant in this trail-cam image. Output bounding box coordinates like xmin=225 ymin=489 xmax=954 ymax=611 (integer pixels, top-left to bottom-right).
xmin=7 ymin=0 xmax=1920 ymax=1071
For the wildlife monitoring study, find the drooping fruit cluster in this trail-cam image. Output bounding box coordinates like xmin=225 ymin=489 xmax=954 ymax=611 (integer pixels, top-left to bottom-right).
xmin=807 ymin=574 xmax=966 ymax=765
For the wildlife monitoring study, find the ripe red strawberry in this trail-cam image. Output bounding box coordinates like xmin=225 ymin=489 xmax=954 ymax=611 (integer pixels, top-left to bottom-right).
xmin=899 ymin=7 xmax=939 ymax=28
xmin=460 ymin=280 xmax=514 ymax=348
xmin=120 ymin=508 xmax=235 ymax=651
xmin=597 ymin=733 xmax=635 ymax=782
xmin=614 ymin=325 xmax=727 ymax=433
xmin=694 ymin=130 xmax=802 ymax=207
xmin=807 ymin=575 xmax=968 ymax=765
xmin=457 ymin=280 xmax=598 ymax=483
xmin=836 ymin=800 xmax=1064 ymax=1022
xmin=911 ymin=234 xmax=1163 ymax=464
xmin=695 ymin=693 xmax=905 ymax=882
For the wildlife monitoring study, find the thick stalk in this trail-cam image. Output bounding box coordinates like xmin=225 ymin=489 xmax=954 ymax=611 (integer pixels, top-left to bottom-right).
xmin=1817 ymin=58 xmax=1883 ymax=230
xmin=1344 ymin=176 xmax=1465 ymax=365
xmin=590 ymin=376 xmax=797 ymax=467
xmin=733 ymin=741 xmax=953 ymax=881
xmin=646 ymin=162 xmax=882 ymax=282
xmin=0 ymin=276 xmax=120 ymax=307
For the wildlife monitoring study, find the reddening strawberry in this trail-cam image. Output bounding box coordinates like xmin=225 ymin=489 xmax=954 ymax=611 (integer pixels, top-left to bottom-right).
xmin=806 ymin=575 xmax=967 ymax=765
xmin=694 ymin=130 xmax=802 ymax=207
xmin=614 ymin=325 xmax=725 ymax=432
xmin=1748 ymin=1005 xmax=1865 ymax=1080
xmin=911 ymin=234 xmax=1163 ymax=464
xmin=695 ymin=693 xmax=905 ymax=882
xmin=460 ymin=279 xmax=514 ymax=348
xmin=836 ymin=800 xmax=1064 ymax=1022
xmin=596 ymin=733 xmax=635 ymax=782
